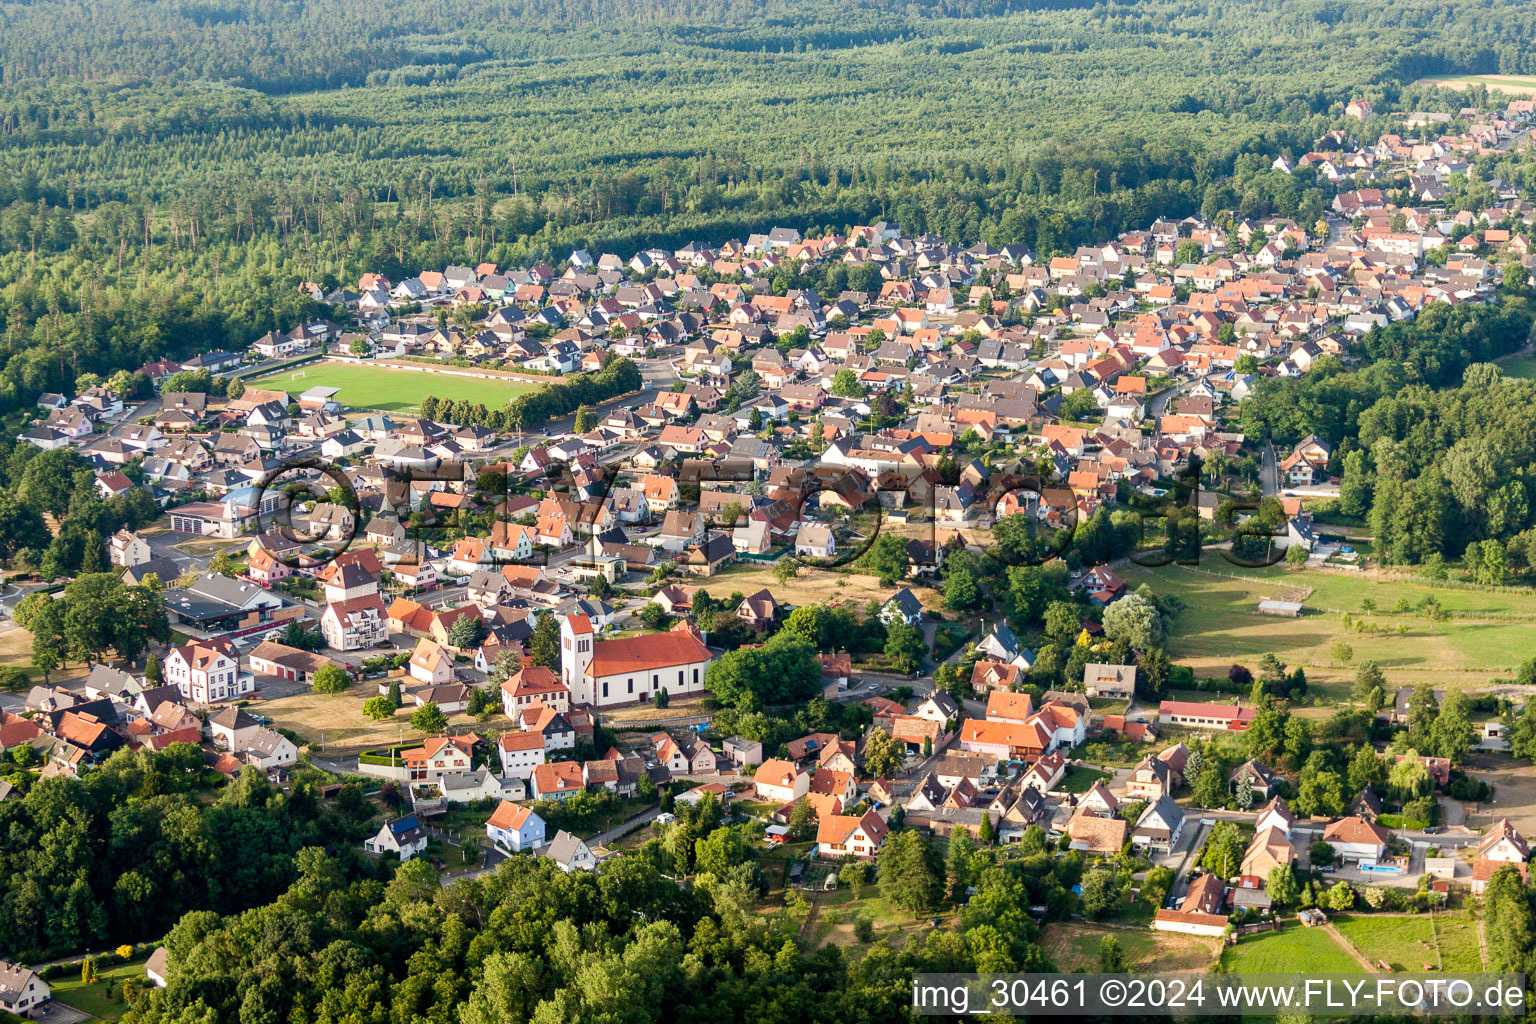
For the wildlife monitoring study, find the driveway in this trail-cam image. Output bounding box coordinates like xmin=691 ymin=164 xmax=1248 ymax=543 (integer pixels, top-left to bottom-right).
xmin=33 ymin=1004 xmax=92 ymax=1024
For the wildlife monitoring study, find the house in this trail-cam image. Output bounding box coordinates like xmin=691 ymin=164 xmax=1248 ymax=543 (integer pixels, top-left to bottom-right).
xmin=1322 ymin=816 xmax=1391 ymax=864
xmin=241 ymin=728 xmax=299 ymax=770
xmin=1478 ymin=818 xmax=1531 ymax=865
xmin=489 ymin=724 xmax=545 ymax=782
xmin=320 ymin=594 xmax=390 ymax=651
xmin=408 ymin=639 xmax=455 ymax=684
xmin=879 ymin=587 xmax=924 ymax=626
xmin=722 ymin=736 xmax=764 ymax=767
xmin=544 ymin=830 xmax=598 ymax=872
xmin=794 ymin=522 xmax=835 ymax=559
xmin=653 ymin=731 xmax=718 ymax=775
xmin=500 ymin=665 xmax=570 ymax=717
xmin=144 ymin=947 xmax=169 ymax=988
xmin=1158 ymin=700 xmax=1256 ymax=731
xmin=486 ymin=800 xmax=546 ymax=852
xmin=364 ymin=815 xmax=429 ymax=860
xmin=531 ymin=760 xmax=586 ymax=801
xmin=165 ymin=639 xmax=248 ymax=704
xmin=1241 ymin=825 xmax=1296 ymax=879
xmin=1083 ymin=662 xmax=1135 ymax=699
xmin=206 ymin=706 xmax=262 ymax=750
xmin=1230 ymin=759 xmax=1280 ymax=800
xmin=1066 ymin=809 xmax=1127 ymax=855
xmin=1131 ymin=793 xmax=1185 ymax=852
xmin=249 ymin=641 xmax=345 ymax=686
xmin=400 ymin=736 xmax=475 ymax=782
xmin=816 ymin=809 xmax=889 ymax=859
xmin=754 ymin=758 xmax=810 ymax=803
xmin=1153 ymin=874 xmax=1228 ymax=936
xmin=110 ymin=529 xmax=152 ymax=567
xmin=1254 ymin=795 xmax=1296 ymax=836
xmin=559 ymin=615 xmax=713 ymax=708
xmin=0 ymin=961 xmax=49 ymax=1018
xmin=1124 ymin=754 xmax=1178 ymax=800
xmin=972 ymin=622 xmax=1034 ymax=669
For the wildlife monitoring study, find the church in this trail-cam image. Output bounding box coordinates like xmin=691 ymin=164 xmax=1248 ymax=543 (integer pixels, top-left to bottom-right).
xmin=560 ymin=613 xmax=714 ymax=708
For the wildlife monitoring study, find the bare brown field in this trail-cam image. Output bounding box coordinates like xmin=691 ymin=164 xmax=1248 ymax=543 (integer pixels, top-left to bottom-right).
xmin=705 ymin=564 xmax=938 ymax=612
xmin=258 ymin=684 xmax=507 ymax=753
xmin=1041 ymin=921 xmax=1219 ymax=972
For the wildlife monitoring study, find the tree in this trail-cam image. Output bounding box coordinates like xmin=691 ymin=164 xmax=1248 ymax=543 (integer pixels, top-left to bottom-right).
xmin=787 ymin=797 xmax=816 ymax=842
xmin=1137 ymin=647 xmax=1171 ymax=700
xmin=1267 ymin=866 xmax=1298 ymax=908
xmin=446 ymin=613 xmax=485 ymax=649
xmin=1191 ymin=757 xmax=1227 ymax=809
xmin=1043 ymin=601 xmax=1081 ymax=642
xmin=143 ymin=654 xmax=163 ymax=685
xmin=312 ymin=663 xmax=350 ymax=693
xmin=1079 ymin=868 xmax=1120 ymax=919
xmin=773 ymin=558 xmax=800 ymax=584
xmin=573 ymin=405 xmax=598 ymax=432
xmin=1325 ymin=881 xmax=1355 ymax=911
xmin=1198 ymin=821 xmax=1245 ymax=877
xmin=861 ymin=534 xmax=909 ymax=585
xmin=943 ymin=566 xmax=981 ymax=612
xmin=30 ymin=599 xmax=65 ymax=681
xmin=1100 ymin=592 xmax=1163 ymax=649
xmin=1430 ymin=689 xmax=1475 ymax=765
xmin=529 ymin=612 xmax=560 ymax=671
xmin=410 ymin=702 xmax=448 ymax=734
xmin=862 ymin=728 xmax=903 ymax=778
xmin=362 ymin=696 xmax=396 ymax=720
xmin=884 ymin=620 xmax=925 ymax=674
xmin=1347 ymin=744 xmax=1386 ymax=793
xmin=1098 ymin=935 xmax=1126 ymax=973
xmin=944 ymin=826 xmax=975 ymax=898
xmin=977 ymin=810 xmax=995 ymax=846
xmin=877 ymin=829 xmax=942 ymax=915
xmin=387 ymin=677 xmax=403 ymax=709
xmin=1284 ymin=542 xmax=1308 ymax=565
xmin=1330 ymin=641 xmax=1354 ymax=666
xmin=831 ymin=369 xmax=866 ymax=398
xmin=209 ymin=550 xmax=241 ymax=578
xmin=1351 ymin=660 xmax=1384 ymax=703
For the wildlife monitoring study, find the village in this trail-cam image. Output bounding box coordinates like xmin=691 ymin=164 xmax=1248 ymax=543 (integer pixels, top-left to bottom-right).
xmin=3 ymin=94 xmax=1536 ymax=1009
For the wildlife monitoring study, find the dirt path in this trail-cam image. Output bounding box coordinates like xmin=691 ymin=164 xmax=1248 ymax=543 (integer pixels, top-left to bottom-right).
xmin=1322 ymin=923 xmax=1380 ymax=973
xmin=798 ymin=897 xmax=822 ymax=940
xmin=1477 ymin=917 xmax=1490 ymax=970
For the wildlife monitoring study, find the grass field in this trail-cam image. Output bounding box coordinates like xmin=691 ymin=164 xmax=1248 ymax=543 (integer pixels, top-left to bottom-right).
xmin=50 ymin=957 xmax=148 ymax=1020
xmin=1332 ymin=912 xmax=1484 ymax=973
xmin=1221 ymin=925 xmax=1364 ymax=973
xmin=1042 ymin=922 xmax=1218 ymax=972
xmin=1414 ymin=74 xmax=1536 ymax=97
xmin=1137 ymin=564 xmax=1536 ymax=700
xmin=1495 ymin=353 xmax=1536 ymax=379
xmin=249 ymin=360 xmax=543 ymax=414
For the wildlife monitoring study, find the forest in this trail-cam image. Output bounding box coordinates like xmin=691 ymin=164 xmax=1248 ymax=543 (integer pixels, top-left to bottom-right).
xmin=1239 ymin=273 xmax=1536 ymax=573
xmin=0 ymin=0 xmax=1531 ymax=432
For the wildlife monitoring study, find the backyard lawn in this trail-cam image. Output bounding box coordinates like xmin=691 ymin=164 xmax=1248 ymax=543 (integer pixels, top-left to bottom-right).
xmin=1221 ymin=924 xmax=1364 ymax=973
xmin=1138 ymin=564 xmax=1536 ymax=699
xmin=50 ymin=957 xmax=149 ymax=1020
xmin=249 ymin=360 xmax=543 ymax=414
xmin=1332 ymin=912 xmax=1484 ymax=973
xmin=1057 ymin=766 xmax=1112 ymax=793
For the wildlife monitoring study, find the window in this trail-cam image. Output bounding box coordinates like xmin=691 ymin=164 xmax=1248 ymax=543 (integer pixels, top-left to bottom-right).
xmin=677 ymin=670 xmax=684 ymax=686
xmin=653 ymin=674 xmax=659 ymax=688
xmin=693 ymin=669 xmax=699 ymax=685
xmin=602 ymin=682 xmax=608 ymax=698
xmin=627 ymin=679 xmax=633 ymax=694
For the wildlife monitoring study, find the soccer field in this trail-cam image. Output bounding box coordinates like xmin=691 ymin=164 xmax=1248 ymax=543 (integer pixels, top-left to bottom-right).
xmin=249 ymin=361 xmax=544 ymax=413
